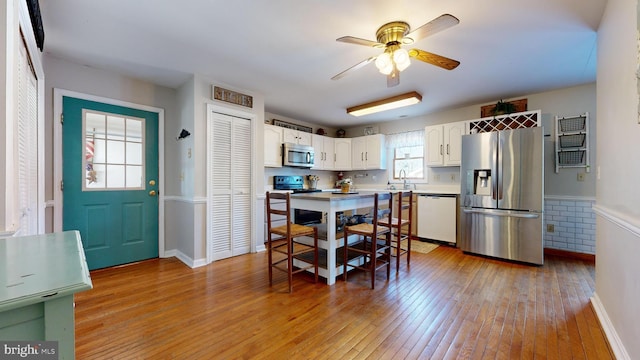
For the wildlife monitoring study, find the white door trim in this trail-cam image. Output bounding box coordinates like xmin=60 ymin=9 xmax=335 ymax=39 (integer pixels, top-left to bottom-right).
xmin=205 ymin=103 xmax=256 ymax=264
xmin=53 ymin=88 xmax=166 ymax=257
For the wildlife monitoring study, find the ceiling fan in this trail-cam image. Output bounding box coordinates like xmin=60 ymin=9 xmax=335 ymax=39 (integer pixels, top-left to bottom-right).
xmin=331 ymin=14 xmax=461 ymax=87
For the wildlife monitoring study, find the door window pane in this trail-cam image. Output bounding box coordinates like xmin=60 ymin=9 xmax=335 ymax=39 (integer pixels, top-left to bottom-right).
xmin=106 ymin=165 xmax=126 ymax=188
xmin=106 ymin=140 xmax=125 ymax=164
xmin=126 ymin=165 xmax=143 ymax=188
xmin=126 ymin=118 xmax=142 ymax=142
xmin=83 ymin=110 xmax=145 ymax=191
xmin=126 ymin=142 xmax=142 ymax=165
xmin=106 ymin=116 xmax=125 ymax=140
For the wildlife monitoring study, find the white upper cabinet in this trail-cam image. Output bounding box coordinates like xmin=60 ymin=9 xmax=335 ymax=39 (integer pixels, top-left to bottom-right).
xmin=264 ymin=124 xmax=283 ymax=167
xmin=333 ymin=138 xmax=352 ymax=170
xmin=283 ymin=128 xmax=312 ymax=146
xmin=425 ymin=122 xmax=465 ymax=167
xmin=311 ymin=134 xmax=335 ymax=170
xmin=351 ymin=134 xmax=386 ymax=170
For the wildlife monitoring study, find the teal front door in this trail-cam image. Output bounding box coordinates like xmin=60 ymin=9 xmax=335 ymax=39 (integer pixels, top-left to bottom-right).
xmin=62 ymin=96 xmax=159 ymax=270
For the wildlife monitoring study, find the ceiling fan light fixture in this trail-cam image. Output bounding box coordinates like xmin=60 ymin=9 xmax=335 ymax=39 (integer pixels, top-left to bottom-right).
xmin=346 ymin=91 xmax=422 ymax=117
xmin=375 ymin=52 xmax=393 ymax=75
xmin=393 ymin=48 xmax=411 ymax=71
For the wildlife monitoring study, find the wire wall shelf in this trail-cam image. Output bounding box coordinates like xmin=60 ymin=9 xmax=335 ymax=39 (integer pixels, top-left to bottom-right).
xmin=555 ymin=113 xmax=590 ymax=173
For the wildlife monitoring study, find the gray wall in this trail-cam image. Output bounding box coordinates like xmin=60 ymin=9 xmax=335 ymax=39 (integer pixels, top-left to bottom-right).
xmin=343 ymin=83 xmax=597 ymax=198
xmin=43 ymin=55 xmax=179 ymax=245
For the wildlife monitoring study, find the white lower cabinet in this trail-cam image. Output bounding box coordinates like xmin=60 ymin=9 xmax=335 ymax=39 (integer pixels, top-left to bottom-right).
xmin=417 ymin=194 xmax=457 ymax=244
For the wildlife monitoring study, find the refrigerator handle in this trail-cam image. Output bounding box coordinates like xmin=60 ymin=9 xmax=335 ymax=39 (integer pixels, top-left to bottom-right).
xmin=497 ymin=136 xmax=504 ymax=200
xmin=462 ymin=208 xmax=540 ymax=219
xmin=491 ymin=137 xmax=498 ymax=200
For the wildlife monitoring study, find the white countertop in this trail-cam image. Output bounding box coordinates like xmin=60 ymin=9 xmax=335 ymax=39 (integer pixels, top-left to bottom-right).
xmin=263 ymin=185 xmax=460 ymax=196
xmin=353 ymin=186 xmax=460 ymax=195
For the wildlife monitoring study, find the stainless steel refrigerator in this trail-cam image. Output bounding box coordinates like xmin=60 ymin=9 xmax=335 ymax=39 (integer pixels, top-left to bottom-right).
xmin=459 ymin=127 xmax=544 ymax=265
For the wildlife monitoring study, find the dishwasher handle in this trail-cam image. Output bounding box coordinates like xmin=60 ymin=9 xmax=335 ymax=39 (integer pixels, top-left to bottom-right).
xmin=419 ymin=194 xmax=457 ymax=199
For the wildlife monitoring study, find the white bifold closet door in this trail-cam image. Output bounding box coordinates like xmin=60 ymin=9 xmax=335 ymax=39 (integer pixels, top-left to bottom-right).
xmin=207 ymin=111 xmax=252 ymax=261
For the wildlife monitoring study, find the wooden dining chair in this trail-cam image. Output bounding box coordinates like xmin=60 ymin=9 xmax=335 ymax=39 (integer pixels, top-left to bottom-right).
xmin=342 ymin=192 xmax=392 ymax=289
xmin=266 ymin=192 xmax=319 ymax=293
xmin=378 ymin=191 xmax=413 ymax=273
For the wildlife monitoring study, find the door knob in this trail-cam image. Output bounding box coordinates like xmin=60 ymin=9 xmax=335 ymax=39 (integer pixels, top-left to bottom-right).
xmin=149 ymin=190 xmax=157 ymax=196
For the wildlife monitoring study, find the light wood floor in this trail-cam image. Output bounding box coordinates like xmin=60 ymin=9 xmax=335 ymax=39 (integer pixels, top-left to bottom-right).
xmin=74 ymin=245 xmax=613 ymax=359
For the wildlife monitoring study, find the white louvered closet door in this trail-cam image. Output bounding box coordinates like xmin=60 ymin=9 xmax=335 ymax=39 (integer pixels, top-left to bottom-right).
xmin=208 ymin=112 xmax=252 ymax=261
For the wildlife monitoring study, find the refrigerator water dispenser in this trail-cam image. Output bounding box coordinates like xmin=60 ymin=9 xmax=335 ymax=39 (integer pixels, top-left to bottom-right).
xmin=474 ymin=170 xmax=491 ymax=196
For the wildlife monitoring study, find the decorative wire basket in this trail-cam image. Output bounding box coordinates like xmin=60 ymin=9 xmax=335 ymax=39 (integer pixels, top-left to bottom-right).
xmin=559 ymin=134 xmax=586 ymax=148
xmin=558 ymin=151 xmax=585 ymax=165
xmin=559 ymin=117 xmax=586 ymax=132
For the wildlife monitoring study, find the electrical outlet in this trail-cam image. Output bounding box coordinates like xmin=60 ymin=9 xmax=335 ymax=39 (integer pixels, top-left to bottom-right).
xmin=450 ymin=174 xmax=456 ymax=182
xmin=434 ymin=174 xmax=440 ymax=181
xmin=577 ymin=173 xmax=585 ymax=182
xmin=546 ymin=224 xmax=555 ymax=233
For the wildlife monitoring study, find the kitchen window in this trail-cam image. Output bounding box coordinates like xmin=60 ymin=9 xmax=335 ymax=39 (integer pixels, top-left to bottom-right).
xmin=386 ymin=129 xmax=426 ymax=182
xmin=393 ymin=145 xmax=424 ymax=179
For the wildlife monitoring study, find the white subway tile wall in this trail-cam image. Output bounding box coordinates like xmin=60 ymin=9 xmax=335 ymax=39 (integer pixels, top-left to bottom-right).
xmin=544 ymin=198 xmax=596 ymax=254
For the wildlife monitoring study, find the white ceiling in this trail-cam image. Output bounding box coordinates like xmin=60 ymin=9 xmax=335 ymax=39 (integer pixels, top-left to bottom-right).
xmin=39 ymin=0 xmax=606 ymax=128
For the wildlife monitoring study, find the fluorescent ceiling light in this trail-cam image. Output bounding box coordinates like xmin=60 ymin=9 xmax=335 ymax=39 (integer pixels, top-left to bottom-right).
xmin=346 ymin=91 xmax=422 ymax=117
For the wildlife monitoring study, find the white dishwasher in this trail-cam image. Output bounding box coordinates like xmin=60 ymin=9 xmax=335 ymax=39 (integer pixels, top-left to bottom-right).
xmin=417 ymin=194 xmax=457 ymax=244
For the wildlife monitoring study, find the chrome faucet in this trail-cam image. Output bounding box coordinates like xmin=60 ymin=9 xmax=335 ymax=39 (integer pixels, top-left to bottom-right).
xmin=399 ymin=169 xmax=408 ymax=190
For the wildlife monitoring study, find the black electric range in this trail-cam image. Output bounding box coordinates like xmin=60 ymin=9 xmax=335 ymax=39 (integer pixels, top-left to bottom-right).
xmin=273 ymin=175 xmax=321 ymax=193
xmin=273 ymin=175 xmax=322 ymax=225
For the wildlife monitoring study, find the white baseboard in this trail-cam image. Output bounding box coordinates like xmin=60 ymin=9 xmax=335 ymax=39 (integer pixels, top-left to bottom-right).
xmin=166 ymin=249 xmax=208 ymax=268
xmin=591 ymin=293 xmax=630 ymax=360
xmin=162 ymin=249 xmax=177 ymax=258
xmin=192 ymin=258 xmax=208 ymax=268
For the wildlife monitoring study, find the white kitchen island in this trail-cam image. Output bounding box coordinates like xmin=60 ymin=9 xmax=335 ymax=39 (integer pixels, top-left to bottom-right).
xmin=289 ymin=191 xmax=379 ymax=285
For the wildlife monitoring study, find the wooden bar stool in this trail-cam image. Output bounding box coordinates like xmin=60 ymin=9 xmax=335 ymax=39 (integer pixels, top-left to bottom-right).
xmin=342 ymin=192 xmax=392 ymax=289
xmin=266 ymin=192 xmax=319 ymax=293
xmin=378 ymin=191 xmax=413 ymax=273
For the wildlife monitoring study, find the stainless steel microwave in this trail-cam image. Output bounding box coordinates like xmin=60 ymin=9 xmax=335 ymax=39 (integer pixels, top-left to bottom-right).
xmin=282 ymin=143 xmax=314 ymax=168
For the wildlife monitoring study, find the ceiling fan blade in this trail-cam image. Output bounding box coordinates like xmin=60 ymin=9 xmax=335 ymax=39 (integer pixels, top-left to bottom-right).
xmin=336 ymin=36 xmax=385 ymax=48
xmin=331 ymin=56 xmax=377 ymax=80
xmin=387 ymin=67 xmax=400 ymax=87
xmin=408 ymin=49 xmax=460 ymax=70
xmin=405 ymin=14 xmax=459 ymax=43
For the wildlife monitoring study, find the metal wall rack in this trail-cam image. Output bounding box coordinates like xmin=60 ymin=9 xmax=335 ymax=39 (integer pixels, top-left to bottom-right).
xmin=555 ymin=112 xmax=589 ymax=173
